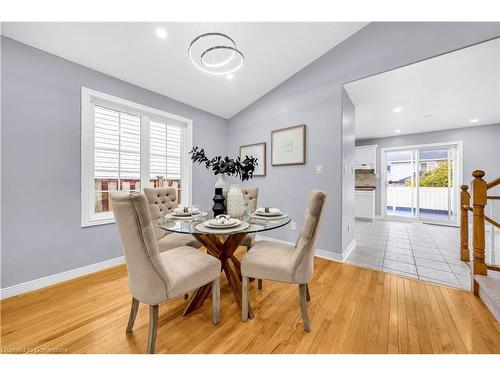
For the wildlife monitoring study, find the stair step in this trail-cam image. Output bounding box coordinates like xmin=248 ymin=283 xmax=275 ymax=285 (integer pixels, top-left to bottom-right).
xmin=475 ymin=270 xmax=500 ymax=321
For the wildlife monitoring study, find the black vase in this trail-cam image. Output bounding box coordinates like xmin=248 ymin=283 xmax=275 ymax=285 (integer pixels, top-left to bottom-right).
xmin=212 ymin=187 xmax=226 ymax=217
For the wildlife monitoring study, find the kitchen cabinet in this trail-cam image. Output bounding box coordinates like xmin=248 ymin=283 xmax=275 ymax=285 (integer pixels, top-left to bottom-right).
xmin=355 ymin=190 xmax=375 ymax=221
xmin=355 ymin=145 xmax=377 ymax=172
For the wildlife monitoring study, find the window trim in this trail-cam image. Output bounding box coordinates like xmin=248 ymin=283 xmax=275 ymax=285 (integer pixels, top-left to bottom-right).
xmin=81 ymin=87 xmax=193 ymax=227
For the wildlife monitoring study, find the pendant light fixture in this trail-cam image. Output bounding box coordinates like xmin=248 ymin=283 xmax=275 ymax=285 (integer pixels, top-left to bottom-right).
xmin=188 ymin=29 xmax=244 ymax=76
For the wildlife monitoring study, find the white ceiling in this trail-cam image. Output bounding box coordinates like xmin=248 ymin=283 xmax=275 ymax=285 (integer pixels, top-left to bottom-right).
xmin=344 ymin=38 xmax=500 ymax=140
xmin=1 ymin=22 xmax=367 ymax=119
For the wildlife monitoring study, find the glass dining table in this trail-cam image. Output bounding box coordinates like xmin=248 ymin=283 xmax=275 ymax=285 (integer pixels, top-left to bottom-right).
xmin=155 ymin=211 xmax=290 ymax=317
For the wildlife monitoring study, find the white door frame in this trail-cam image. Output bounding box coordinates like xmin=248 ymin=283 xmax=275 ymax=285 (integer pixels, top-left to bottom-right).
xmin=380 ymin=140 xmax=463 ymax=224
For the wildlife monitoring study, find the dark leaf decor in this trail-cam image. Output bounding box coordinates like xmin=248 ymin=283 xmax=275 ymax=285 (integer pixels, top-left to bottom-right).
xmin=189 ymin=147 xmax=258 ymax=182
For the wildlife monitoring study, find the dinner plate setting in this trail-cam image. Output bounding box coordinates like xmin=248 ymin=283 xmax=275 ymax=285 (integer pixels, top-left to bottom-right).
xmin=195 ymin=214 xmax=250 ymax=233
xmin=167 ymin=207 xmax=207 ymax=219
xmin=250 ymin=207 xmax=288 ymax=220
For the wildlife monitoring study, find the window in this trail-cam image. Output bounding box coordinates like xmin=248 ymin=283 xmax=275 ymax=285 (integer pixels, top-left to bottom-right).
xmin=81 ymin=87 xmax=192 ymax=227
xmin=149 ymin=121 xmax=182 ymax=201
xmin=94 ymin=106 xmax=141 ymax=214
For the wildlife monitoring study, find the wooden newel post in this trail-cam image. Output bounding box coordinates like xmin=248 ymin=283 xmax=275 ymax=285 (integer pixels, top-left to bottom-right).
xmin=460 ymin=185 xmax=470 ymax=262
xmin=472 ymin=170 xmax=487 ymax=283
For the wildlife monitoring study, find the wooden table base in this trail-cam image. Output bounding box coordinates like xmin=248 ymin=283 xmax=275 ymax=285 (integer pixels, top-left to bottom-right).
xmin=183 ymin=232 xmax=254 ymax=318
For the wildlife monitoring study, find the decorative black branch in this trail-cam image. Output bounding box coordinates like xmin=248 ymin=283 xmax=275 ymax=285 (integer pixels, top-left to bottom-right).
xmin=189 ymin=147 xmax=258 ymax=181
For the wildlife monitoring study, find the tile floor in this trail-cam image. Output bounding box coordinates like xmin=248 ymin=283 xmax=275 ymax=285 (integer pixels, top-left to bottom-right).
xmin=347 ymin=219 xmax=500 ymax=290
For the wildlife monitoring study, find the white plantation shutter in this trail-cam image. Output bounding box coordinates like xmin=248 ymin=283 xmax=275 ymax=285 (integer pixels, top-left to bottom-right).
xmin=82 ymin=87 xmax=192 ymax=227
xmin=149 ymin=120 xmax=182 ymax=180
xmin=167 ymin=124 xmax=182 ymax=180
xmin=94 ymin=105 xmax=141 ymax=187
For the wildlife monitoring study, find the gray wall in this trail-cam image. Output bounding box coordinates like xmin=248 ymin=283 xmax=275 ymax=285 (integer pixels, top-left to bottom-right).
xmin=1 ymin=37 xmax=228 ymax=288
xmin=356 ymin=123 xmax=500 ymax=216
xmin=3 ymin=23 xmax=500 ymax=287
xmin=341 ymin=88 xmax=355 ymax=250
xmin=227 ymin=22 xmax=500 ymax=256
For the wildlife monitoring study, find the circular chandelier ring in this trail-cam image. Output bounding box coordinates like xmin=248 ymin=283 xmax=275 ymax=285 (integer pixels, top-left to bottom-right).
xmin=200 ymin=45 xmax=239 ymax=68
xmin=188 ymin=32 xmax=244 ymax=76
xmin=188 ymin=32 xmax=237 ymax=51
xmin=190 ymin=45 xmax=244 ymax=76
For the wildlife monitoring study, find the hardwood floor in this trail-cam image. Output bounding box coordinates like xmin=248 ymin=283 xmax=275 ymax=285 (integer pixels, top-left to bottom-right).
xmin=2 ymin=252 xmax=500 ymax=354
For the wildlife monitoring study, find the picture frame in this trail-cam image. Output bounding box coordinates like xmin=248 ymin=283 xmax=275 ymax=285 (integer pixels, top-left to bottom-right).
xmin=240 ymin=142 xmax=266 ymax=176
xmin=271 ymin=124 xmax=306 ymax=166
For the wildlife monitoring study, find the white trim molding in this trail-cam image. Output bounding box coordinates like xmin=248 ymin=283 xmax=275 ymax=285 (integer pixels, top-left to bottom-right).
xmin=81 ymin=87 xmax=193 ymax=227
xmin=0 ymin=256 xmax=125 ymax=300
xmin=315 ymin=249 xmax=343 ymax=262
xmin=341 ymin=239 xmax=357 ymax=261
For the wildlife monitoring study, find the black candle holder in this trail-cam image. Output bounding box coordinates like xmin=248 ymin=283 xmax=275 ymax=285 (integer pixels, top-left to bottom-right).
xmin=212 ymin=187 xmax=226 ymax=217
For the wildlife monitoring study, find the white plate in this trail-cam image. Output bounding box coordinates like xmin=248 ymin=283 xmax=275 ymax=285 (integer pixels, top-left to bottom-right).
xmin=250 ymin=213 xmax=288 ymax=220
xmin=169 ymin=211 xmax=207 ymax=219
xmin=171 ymin=212 xmax=192 ymax=217
xmin=196 ymin=221 xmax=249 ymax=234
xmin=173 ymin=208 xmax=200 ymax=216
xmin=205 ymin=218 xmax=241 ymax=228
xmin=255 ymin=209 xmax=282 ymax=217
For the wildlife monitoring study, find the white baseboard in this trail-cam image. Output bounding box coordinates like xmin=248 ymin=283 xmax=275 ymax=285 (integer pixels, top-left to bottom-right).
xmin=342 ymin=239 xmax=356 ymax=261
xmin=315 ymin=249 xmax=342 ymax=262
xmin=0 ymin=256 xmax=125 ymax=300
xmin=255 ymin=234 xmax=346 ymax=262
xmin=255 ymin=234 xmax=293 ymax=245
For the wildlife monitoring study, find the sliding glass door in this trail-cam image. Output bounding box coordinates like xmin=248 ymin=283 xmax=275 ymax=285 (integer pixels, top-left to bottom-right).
xmin=384 ymin=144 xmax=458 ymax=223
xmin=385 ymin=149 xmax=417 ymax=219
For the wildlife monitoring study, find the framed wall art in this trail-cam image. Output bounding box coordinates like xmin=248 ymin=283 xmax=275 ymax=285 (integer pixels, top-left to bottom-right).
xmin=271 ymin=124 xmax=306 ymax=166
xmin=240 ymin=142 xmax=266 ymax=176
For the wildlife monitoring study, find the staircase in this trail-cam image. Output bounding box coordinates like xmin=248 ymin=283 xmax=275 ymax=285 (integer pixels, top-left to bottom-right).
xmin=460 ymin=170 xmax=500 ymax=321
xmin=474 ymin=271 xmax=500 ymax=321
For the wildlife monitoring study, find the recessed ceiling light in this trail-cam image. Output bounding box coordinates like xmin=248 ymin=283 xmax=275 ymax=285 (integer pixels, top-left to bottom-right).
xmin=424 ymin=114 xmax=432 ymax=118
xmin=395 ymin=129 xmax=401 ymax=133
xmin=155 ymin=28 xmax=167 ymax=39
xmin=226 ymin=73 xmax=234 ymax=80
xmin=470 ymin=118 xmax=479 ymax=123
xmin=393 ymin=107 xmax=403 ymax=113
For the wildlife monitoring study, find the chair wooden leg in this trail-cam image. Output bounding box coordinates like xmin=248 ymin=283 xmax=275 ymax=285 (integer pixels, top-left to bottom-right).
xmin=126 ymin=297 xmax=139 ymax=333
xmin=258 ymin=279 xmax=263 ymax=289
xmin=242 ymin=276 xmax=249 ymax=322
xmin=212 ymin=277 xmax=220 ymax=325
xmin=305 ymin=283 xmax=311 ymax=302
xmin=147 ymin=305 xmax=158 ymax=354
xmin=299 ymin=284 xmax=311 ymax=332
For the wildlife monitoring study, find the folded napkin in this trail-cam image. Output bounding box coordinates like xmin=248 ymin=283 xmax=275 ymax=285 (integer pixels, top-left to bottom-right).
xmin=174 ymin=206 xmax=199 ymax=214
xmin=215 ymin=214 xmax=231 ymax=224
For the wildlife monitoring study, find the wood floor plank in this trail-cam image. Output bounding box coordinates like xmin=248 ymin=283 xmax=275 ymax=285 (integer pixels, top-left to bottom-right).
xmin=403 ymin=278 xmax=421 ymax=354
xmin=409 ymin=279 xmax=433 ymax=353
xmin=2 ymin=256 xmax=500 ymax=354
xmin=375 ymin=273 xmax=391 ymax=353
xmin=388 ymin=275 xmax=399 ymax=353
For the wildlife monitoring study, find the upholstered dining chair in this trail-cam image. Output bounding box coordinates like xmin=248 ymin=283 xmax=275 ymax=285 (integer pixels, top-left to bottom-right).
xmin=111 ymin=192 xmax=221 ymax=354
xmin=143 ymin=187 xmax=201 ymax=252
xmin=239 ymin=187 xmax=263 ymax=288
xmin=240 ymin=189 xmax=326 ymax=332
xmin=240 ymin=187 xmax=258 ymax=248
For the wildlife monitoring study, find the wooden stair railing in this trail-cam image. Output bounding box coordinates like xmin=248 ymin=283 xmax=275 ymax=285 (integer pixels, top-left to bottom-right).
xmin=460 ymin=185 xmax=471 ymax=262
xmin=460 ymin=170 xmax=500 ymax=295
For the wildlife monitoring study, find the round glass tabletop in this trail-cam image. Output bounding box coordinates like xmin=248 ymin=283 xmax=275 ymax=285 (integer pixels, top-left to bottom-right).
xmin=155 ymin=211 xmax=291 ymax=235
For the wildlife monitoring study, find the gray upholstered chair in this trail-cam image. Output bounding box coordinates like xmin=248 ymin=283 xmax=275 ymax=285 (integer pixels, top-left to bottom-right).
xmin=240 ymin=190 xmax=326 ymax=332
xmin=143 ymin=187 xmax=201 ymax=252
xmin=111 ymin=192 xmax=221 ymax=353
xmin=240 ymin=187 xmax=258 ymax=249
xmin=239 ymin=187 xmax=264 ymax=288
